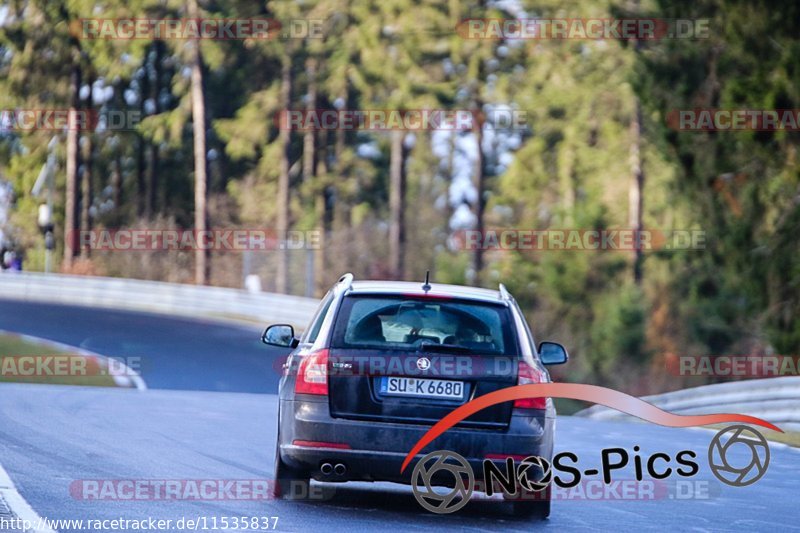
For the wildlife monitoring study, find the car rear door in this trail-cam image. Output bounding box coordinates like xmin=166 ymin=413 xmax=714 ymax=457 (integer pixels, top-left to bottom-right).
xmin=327 ymin=295 xmax=520 ymax=430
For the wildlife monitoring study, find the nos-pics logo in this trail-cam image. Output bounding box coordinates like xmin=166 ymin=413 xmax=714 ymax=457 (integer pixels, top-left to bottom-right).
xmin=410 ymin=425 xmax=770 ymax=514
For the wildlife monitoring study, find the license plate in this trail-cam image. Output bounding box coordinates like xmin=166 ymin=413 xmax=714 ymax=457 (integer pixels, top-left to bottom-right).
xmin=380 ymin=376 xmax=464 ymax=400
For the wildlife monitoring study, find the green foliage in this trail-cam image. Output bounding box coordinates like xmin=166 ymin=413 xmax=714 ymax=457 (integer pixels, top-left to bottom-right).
xmin=0 ymin=0 xmax=798 ymax=392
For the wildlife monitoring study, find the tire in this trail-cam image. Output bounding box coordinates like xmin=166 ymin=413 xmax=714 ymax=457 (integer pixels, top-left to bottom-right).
xmin=273 ymin=411 xmax=309 ymax=501
xmin=273 ymin=446 xmax=311 ymax=500
xmin=508 ymin=485 xmax=551 ymax=520
xmin=512 ymin=498 xmax=551 ymax=519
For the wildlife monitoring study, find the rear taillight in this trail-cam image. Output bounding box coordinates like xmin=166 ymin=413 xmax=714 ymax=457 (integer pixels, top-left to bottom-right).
xmin=295 ymin=349 xmax=329 ymax=395
xmin=513 ymin=361 xmax=547 ymax=409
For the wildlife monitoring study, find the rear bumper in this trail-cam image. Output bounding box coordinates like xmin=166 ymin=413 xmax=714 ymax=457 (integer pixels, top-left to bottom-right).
xmin=279 ymin=398 xmax=555 ymax=484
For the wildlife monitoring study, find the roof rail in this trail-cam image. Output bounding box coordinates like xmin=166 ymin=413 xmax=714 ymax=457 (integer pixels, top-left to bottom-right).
xmin=338 ymin=273 xmax=354 ymax=291
xmin=498 ymin=283 xmax=511 ymax=302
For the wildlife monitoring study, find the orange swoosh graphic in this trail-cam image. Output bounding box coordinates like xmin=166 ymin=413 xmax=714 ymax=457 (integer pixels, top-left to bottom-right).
xmin=400 ymin=383 xmax=783 ymax=473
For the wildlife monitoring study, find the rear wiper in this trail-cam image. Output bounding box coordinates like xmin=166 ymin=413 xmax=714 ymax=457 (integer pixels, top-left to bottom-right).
xmin=418 ymin=342 xmax=475 ymax=354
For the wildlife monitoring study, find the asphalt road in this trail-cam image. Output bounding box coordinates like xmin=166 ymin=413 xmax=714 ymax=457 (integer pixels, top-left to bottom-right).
xmin=0 ymin=301 xmax=797 ymax=532
xmin=0 ymin=384 xmax=797 ymax=532
xmin=0 ymin=300 xmax=287 ymax=393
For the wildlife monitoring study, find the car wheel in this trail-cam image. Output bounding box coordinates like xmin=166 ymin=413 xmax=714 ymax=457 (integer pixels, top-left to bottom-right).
xmin=273 ymin=445 xmax=310 ymax=500
xmin=272 ymin=413 xmax=310 ymax=500
xmin=511 ymin=498 xmax=550 ymax=519
xmin=507 ymin=485 xmax=551 ymax=519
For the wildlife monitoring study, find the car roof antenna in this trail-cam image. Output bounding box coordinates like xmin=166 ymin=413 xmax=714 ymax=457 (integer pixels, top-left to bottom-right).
xmin=422 ymin=270 xmax=432 ymax=292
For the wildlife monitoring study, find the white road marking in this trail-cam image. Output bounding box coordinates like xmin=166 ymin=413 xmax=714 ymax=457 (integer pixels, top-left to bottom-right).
xmin=0 ymin=463 xmax=56 ymax=533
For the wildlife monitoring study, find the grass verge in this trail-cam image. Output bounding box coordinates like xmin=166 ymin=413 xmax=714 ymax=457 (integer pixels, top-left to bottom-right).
xmin=0 ymin=333 xmax=120 ymax=387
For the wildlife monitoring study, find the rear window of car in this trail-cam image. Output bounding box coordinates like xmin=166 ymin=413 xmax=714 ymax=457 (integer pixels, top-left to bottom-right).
xmin=302 ymin=289 xmax=335 ymax=344
xmin=330 ymin=295 xmax=519 ymax=355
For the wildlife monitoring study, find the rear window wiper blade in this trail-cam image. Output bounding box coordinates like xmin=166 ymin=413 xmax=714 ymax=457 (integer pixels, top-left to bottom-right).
xmin=418 ymin=342 xmax=475 ymax=354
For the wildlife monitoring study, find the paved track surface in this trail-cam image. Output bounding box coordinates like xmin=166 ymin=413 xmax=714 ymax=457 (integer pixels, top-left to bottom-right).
xmin=0 ymin=301 xmax=797 ymax=532
xmin=0 ymin=385 xmax=797 ymax=532
xmin=0 ymin=300 xmax=286 ymax=393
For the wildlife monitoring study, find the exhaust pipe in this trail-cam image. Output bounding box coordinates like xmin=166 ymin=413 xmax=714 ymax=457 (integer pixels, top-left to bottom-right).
xmin=334 ymin=463 xmax=346 ymax=476
xmin=320 ymin=463 xmax=333 ymax=475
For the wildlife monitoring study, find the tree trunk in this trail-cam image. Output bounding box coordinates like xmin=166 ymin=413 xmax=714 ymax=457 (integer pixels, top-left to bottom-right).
xmin=303 ymin=58 xmax=317 ymax=184
xmin=445 ymin=131 xmax=457 ymax=226
xmin=629 ymin=98 xmax=644 ymax=284
xmin=471 ymin=111 xmax=486 ymax=286
xmin=111 ymin=152 xmax=122 ymax=212
xmin=388 ymin=130 xmax=407 ymax=280
xmin=80 ymin=75 xmax=94 ymax=259
xmin=64 ymin=63 xmax=81 ymax=269
xmin=110 ymin=81 xmax=124 ymax=214
xmin=303 ymin=57 xmax=327 ymax=295
xmin=136 ymin=135 xmax=146 ymax=217
xmin=136 ymin=74 xmax=147 ymax=217
xmin=628 ymin=0 xmax=644 ymax=285
xmin=334 ymin=91 xmax=349 ymax=228
xmin=146 ymin=41 xmax=163 ymax=217
xmin=276 ymin=55 xmax=292 ymax=294
xmin=188 ymin=0 xmax=208 ymax=285
xmin=314 ymin=128 xmax=331 ymax=297
xmin=314 ymin=196 xmax=327 ymax=296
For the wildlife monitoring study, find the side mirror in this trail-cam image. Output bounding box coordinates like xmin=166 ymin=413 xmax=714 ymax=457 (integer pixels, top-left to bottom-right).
xmin=538 ymin=341 xmax=568 ymax=365
xmin=262 ymin=324 xmax=298 ymax=348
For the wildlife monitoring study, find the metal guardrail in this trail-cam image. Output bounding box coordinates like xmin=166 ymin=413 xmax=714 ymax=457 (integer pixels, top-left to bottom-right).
xmin=3 ymin=271 xmax=797 ymax=431
xmin=577 ymin=376 xmax=800 ymax=431
xmin=0 ymin=272 xmax=319 ymax=329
